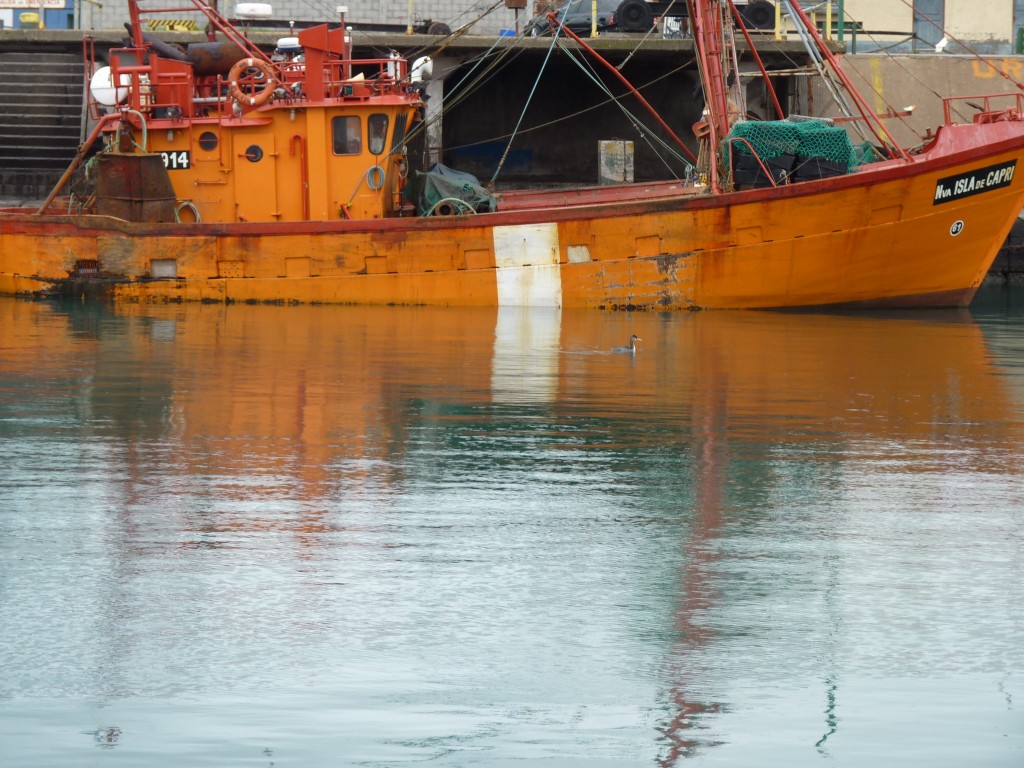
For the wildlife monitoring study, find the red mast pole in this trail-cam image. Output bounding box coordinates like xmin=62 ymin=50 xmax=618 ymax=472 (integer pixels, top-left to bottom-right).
xmin=552 ymin=17 xmax=698 ymax=165
xmin=688 ymin=0 xmax=733 ymax=192
xmin=727 ymin=0 xmax=784 ymax=120
xmin=785 ymin=0 xmax=911 ymax=161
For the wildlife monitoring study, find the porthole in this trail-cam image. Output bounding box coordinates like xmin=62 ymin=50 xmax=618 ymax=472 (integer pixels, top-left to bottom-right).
xmin=244 ymin=145 xmax=263 ymax=162
xmin=198 ymin=131 xmax=218 ymax=151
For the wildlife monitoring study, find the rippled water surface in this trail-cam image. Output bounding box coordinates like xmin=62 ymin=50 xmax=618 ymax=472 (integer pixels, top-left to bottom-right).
xmin=1 ymin=286 xmax=1023 ymax=766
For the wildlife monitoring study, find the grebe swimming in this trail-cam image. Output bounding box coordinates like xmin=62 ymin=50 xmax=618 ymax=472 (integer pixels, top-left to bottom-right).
xmin=611 ymin=335 xmax=641 ymax=354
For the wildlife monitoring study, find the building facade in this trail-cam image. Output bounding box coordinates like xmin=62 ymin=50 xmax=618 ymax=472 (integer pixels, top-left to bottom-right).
xmin=846 ymin=0 xmax=1024 ymax=53
xmin=2 ymin=0 xmax=528 ymax=35
xmin=4 ymin=1 xmax=1024 ymax=54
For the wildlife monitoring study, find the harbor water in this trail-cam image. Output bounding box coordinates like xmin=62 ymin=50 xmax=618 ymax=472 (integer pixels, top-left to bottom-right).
xmin=1 ymin=286 xmax=1023 ymax=766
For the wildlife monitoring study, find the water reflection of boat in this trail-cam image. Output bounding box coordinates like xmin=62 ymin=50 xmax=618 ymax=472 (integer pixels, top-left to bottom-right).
xmin=6 ymin=298 xmax=1016 ymax=460
xmin=627 ymin=308 xmax=1022 ymax=764
xmin=3 ymin=297 xmax=1022 ymax=760
xmin=7 ymin=298 xmax=1016 ymax=514
xmin=3 ymin=1 xmax=1024 ymax=309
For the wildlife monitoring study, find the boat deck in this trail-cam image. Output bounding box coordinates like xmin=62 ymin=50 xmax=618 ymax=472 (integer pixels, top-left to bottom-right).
xmin=496 ymin=179 xmax=704 ymax=211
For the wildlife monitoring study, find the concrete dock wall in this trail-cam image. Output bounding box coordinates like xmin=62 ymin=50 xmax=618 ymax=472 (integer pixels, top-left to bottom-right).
xmin=73 ymin=0 xmax=524 ymax=37
xmin=828 ymin=54 xmax=1024 ymax=146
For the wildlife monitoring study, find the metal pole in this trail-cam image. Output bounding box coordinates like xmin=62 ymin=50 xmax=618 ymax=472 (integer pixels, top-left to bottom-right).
xmin=36 ymin=112 xmax=122 ymax=215
xmin=837 ymin=0 xmax=844 ymax=43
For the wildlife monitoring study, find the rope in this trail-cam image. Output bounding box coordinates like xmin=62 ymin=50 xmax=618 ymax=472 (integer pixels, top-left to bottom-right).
xmin=366 ymin=165 xmax=385 ymax=189
xmin=896 ymin=0 xmax=1024 ymax=91
xmin=398 ymin=29 xmax=529 ymax=155
xmin=443 ymin=59 xmax=695 ymax=153
xmin=555 ymin=38 xmax=693 ymax=177
xmin=114 ymin=109 xmax=150 ymax=153
xmin=344 ymin=165 xmax=393 ymax=208
xmin=617 ymin=0 xmax=679 ymax=72
xmin=489 ymin=18 xmax=566 ymax=185
xmin=174 ymin=200 xmax=201 ymax=223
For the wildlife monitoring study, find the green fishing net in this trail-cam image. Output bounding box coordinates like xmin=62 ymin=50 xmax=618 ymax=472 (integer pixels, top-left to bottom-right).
xmin=404 ymin=163 xmax=497 ymax=216
xmin=726 ymin=118 xmax=860 ymax=170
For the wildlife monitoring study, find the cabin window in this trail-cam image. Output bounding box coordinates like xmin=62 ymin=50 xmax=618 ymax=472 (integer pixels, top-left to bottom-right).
xmin=368 ymin=114 xmax=389 ymax=156
xmin=332 ymin=116 xmax=362 ymax=155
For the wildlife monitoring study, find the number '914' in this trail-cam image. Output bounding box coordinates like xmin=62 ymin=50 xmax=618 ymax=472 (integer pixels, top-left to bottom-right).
xmin=161 ymin=151 xmax=191 ymax=170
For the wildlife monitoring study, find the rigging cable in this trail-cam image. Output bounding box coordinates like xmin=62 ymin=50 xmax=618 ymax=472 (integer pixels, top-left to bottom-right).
xmin=399 ymin=35 xmax=529 ymax=152
xmin=617 ymin=0 xmax=680 ymax=71
xmin=760 ymin=4 xmax=968 ymax=132
xmin=896 ymin=0 xmax=1024 ymax=90
xmin=727 ymin=0 xmax=783 ymax=119
xmin=489 ymin=16 xmax=567 ymax=184
xmin=781 ymin=0 xmax=864 ymax=132
xmin=550 ymin=18 xmax=698 ymax=163
xmin=555 ymin=39 xmax=694 ymax=177
xmin=781 ymin=0 xmax=907 ymax=153
xmin=786 ymin=0 xmax=913 ymax=158
xmin=444 ymin=59 xmax=696 ymax=154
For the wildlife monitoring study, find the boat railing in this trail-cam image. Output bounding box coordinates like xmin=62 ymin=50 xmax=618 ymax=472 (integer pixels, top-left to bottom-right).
xmin=943 ymin=92 xmax=1024 ymax=126
xmin=767 ymin=1 xmax=857 ymax=45
xmin=724 ymin=137 xmax=780 ymax=189
xmin=299 ymin=58 xmax=411 ymax=100
xmin=128 ymin=0 xmax=262 ymax=63
xmin=100 ymin=47 xmax=193 ymax=119
xmin=89 ymin=44 xmax=414 ymax=123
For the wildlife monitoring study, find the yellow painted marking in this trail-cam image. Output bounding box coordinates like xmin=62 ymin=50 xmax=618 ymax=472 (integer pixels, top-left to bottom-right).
xmin=870 ymin=58 xmax=885 ymax=115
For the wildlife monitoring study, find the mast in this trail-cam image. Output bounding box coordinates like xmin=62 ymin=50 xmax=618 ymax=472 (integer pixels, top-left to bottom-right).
xmin=687 ymin=0 xmax=737 ymax=192
xmin=782 ymin=0 xmax=910 ymax=161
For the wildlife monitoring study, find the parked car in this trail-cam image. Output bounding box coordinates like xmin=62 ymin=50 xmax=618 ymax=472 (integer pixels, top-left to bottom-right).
xmin=525 ymin=0 xmax=621 ymax=37
xmin=613 ymin=0 xmax=774 ymax=34
xmin=524 ymin=0 xmax=775 ymax=37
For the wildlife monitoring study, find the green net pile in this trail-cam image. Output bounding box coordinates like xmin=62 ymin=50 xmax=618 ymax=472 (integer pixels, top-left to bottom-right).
xmin=404 ymin=163 xmax=497 ymax=216
xmin=726 ymin=119 xmax=862 ymax=170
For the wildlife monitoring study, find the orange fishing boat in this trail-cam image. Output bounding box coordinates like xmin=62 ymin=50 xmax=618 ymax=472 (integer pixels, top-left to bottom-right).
xmin=2 ymin=0 xmax=1024 ymax=309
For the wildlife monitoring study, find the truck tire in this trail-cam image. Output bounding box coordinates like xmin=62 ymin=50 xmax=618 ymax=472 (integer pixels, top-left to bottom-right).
xmin=616 ymin=0 xmax=654 ymax=32
xmin=742 ymin=0 xmax=775 ymax=30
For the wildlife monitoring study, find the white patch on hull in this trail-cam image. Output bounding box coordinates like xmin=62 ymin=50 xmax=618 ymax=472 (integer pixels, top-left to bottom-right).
xmin=567 ymin=245 xmax=591 ymax=263
xmin=493 ymin=222 xmax=562 ymax=307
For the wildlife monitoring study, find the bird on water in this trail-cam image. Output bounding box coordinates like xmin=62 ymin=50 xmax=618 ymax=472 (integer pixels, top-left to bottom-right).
xmin=612 ymin=335 xmax=642 ymax=353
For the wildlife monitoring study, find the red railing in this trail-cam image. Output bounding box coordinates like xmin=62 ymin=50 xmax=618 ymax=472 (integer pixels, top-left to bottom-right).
xmin=943 ymin=92 xmax=1024 ymax=125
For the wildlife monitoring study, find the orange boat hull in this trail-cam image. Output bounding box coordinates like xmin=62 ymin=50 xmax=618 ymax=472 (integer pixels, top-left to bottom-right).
xmin=3 ymin=122 xmax=1023 ymax=310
